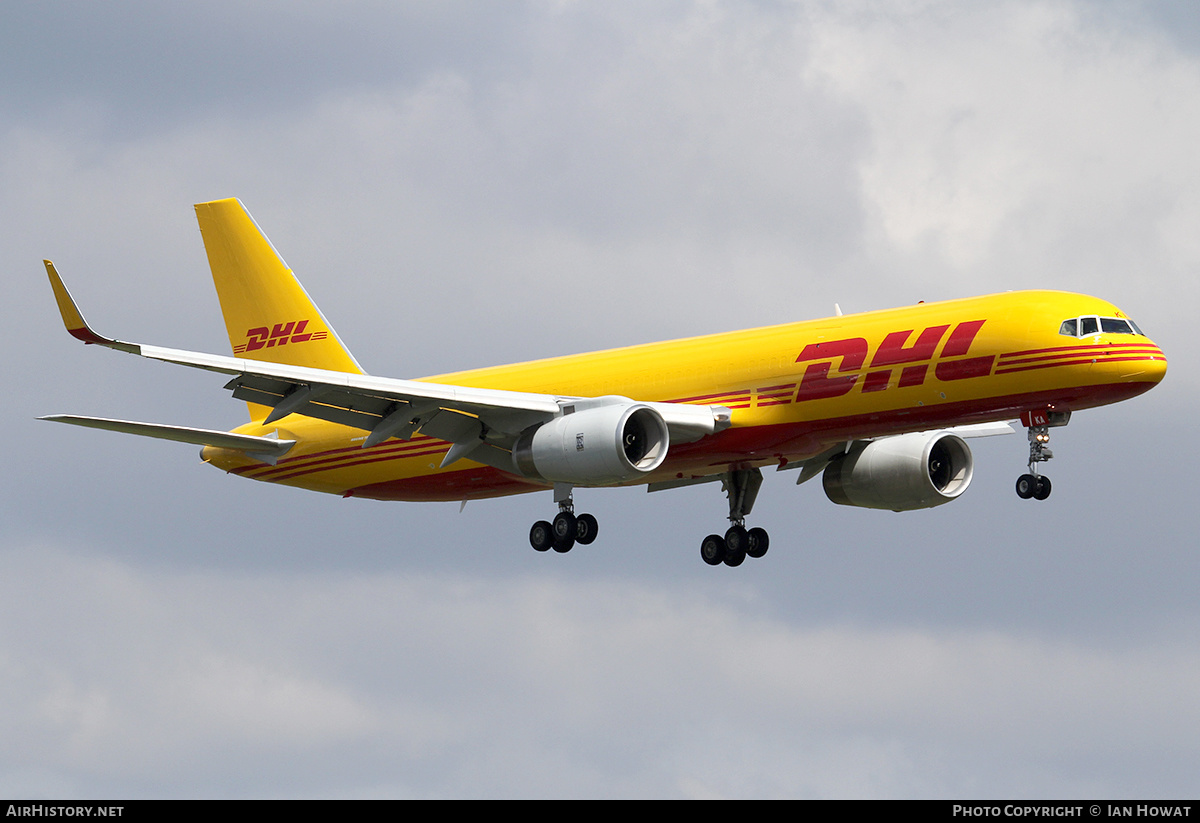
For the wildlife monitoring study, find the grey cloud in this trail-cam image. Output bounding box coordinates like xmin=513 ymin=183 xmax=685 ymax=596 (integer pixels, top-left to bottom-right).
xmin=2 ymin=0 xmax=1198 ymax=798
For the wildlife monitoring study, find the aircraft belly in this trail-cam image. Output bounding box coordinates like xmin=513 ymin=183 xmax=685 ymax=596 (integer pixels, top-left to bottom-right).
xmin=350 ymin=469 xmax=547 ymax=502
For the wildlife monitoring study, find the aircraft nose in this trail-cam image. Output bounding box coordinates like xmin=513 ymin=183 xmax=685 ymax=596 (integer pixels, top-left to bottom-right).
xmin=1146 ymin=342 xmax=1168 ymax=382
xmin=1110 ymin=337 xmax=1167 ymax=385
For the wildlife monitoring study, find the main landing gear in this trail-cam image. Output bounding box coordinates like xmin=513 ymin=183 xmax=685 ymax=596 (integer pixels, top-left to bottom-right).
xmin=529 ymin=484 xmax=598 ymax=554
xmin=700 ymin=467 xmax=770 ymax=568
xmin=1015 ymin=409 xmax=1070 ymax=502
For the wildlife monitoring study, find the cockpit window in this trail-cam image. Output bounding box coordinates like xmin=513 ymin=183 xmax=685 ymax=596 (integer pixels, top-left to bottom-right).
xmin=1058 ymin=315 xmax=1145 ymax=337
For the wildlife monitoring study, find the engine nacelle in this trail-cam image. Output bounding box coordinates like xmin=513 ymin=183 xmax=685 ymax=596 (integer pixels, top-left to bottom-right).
xmin=513 ymin=401 xmax=670 ymax=486
xmin=822 ymin=431 xmax=974 ymax=511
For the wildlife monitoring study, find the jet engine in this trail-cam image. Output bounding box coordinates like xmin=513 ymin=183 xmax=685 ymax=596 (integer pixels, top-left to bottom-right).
xmin=822 ymin=431 xmax=974 ymax=511
xmin=513 ymin=401 xmax=670 ymax=486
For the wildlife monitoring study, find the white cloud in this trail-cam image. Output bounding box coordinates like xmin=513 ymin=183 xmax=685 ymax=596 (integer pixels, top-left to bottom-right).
xmin=806 ymin=0 xmax=1200 ymax=312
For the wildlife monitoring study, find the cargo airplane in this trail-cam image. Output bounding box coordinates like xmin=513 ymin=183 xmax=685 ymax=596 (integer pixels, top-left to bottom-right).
xmin=42 ymin=199 xmax=1167 ymax=566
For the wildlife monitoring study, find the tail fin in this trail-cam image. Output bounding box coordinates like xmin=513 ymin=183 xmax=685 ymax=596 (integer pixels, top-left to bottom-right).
xmin=195 ymin=199 xmax=364 ymax=385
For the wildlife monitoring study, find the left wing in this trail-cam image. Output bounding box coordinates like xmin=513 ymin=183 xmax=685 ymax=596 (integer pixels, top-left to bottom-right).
xmin=43 ymin=262 xmax=731 ymax=470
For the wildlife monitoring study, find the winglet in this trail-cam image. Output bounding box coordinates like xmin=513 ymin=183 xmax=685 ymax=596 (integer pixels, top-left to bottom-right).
xmin=44 ymin=261 xmax=139 ymax=353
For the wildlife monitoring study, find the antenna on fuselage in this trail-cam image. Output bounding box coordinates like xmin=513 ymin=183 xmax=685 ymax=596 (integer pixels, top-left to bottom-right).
xmin=835 ymin=303 xmax=843 ymax=316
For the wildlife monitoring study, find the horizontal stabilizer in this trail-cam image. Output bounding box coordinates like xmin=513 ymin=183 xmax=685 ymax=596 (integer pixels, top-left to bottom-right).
xmin=39 ymin=415 xmax=296 ymax=463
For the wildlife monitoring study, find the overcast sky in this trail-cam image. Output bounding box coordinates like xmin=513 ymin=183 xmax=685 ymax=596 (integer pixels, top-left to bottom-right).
xmin=2 ymin=0 xmax=1198 ymax=799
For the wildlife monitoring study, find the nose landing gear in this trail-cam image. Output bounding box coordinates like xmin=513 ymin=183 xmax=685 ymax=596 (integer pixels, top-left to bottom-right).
xmin=1015 ymin=409 xmax=1069 ymax=501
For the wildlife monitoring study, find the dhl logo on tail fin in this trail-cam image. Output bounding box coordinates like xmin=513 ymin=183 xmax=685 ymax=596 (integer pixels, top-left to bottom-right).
xmin=233 ymin=320 xmax=329 ymax=354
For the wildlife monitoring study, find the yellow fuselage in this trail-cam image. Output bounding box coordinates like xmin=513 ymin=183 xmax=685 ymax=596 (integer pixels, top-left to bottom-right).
xmin=206 ymin=290 xmax=1166 ymax=501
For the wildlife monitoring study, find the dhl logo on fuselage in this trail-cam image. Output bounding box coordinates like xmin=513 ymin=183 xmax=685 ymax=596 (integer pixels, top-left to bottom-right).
xmin=233 ymin=319 xmax=328 ymax=355
xmin=794 ymin=320 xmax=992 ymax=401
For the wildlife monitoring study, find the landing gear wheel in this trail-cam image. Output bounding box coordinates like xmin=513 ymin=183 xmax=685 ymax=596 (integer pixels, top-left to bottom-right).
xmin=1015 ymin=474 xmax=1037 ymax=499
xmin=1034 ymin=475 xmax=1052 ymax=500
xmin=575 ymin=513 xmax=599 ymax=545
xmin=747 ymin=527 xmax=770 ymax=559
xmin=530 ymin=521 xmax=554 ymax=552
xmin=722 ymin=525 xmax=748 ymax=566
xmin=552 ymin=511 xmax=577 ymax=553
xmin=700 ymin=534 xmax=727 ymax=566
xmin=724 ymin=525 xmax=749 ymax=554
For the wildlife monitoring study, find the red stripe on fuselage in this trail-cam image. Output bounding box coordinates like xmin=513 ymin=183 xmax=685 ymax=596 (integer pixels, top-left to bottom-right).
xmin=319 ymin=379 xmax=1159 ymax=502
xmin=999 ymin=342 xmax=1162 ymax=359
xmin=233 ymin=436 xmax=444 ymax=479
xmin=995 ymin=354 xmax=1164 ymax=375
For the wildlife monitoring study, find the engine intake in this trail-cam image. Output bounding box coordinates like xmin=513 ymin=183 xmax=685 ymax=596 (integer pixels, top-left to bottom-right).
xmin=513 ymin=401 xmax=670 ymax=486
xmin=822 ymin=431 xmax=974 ymax=511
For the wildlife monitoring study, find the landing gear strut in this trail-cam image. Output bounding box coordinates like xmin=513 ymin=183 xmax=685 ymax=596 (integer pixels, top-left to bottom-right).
xmin=529 ymin=484 xmax=598 ymax=554
xmin=1015 ymin=409 xmax=1069 ymax=501
xmin=700 ymin=468 xmax=771 ymax=567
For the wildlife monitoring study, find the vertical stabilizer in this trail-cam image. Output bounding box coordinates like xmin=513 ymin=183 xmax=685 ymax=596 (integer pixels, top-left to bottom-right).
xmin=196 ymin=199 xmax=363 ymax=373
xmin=195 ymin=199 xmax=364 ymax=418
